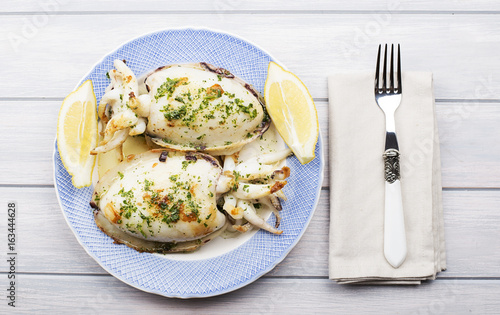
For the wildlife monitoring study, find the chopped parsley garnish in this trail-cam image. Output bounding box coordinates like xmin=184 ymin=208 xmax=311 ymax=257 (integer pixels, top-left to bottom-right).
xmin=182 ymin=160 xmax=195 ymax=170
xmin=224 ymin=91 xmax=235 ymax=98
xmin=160 ymin=201 xmax=181 ymax=224
xmin=144 ymin=179 xmax=154 ymax=191
xmin=136 ymin=223 xmax=147 ymax=238
xmin=118 ymin=188 xmax=137 ymax=219
xmin=182 ymin=91 xmax=192 ymax=101
xmin=155 ymin=77 xmax=187 ymax=101
xmin=249 ymin=109 xmax=258 ymax=119
xmin=118 ymin=188 xmax=134 ymax=199
xmin=162 ymin=104 xmax=187 ymax=121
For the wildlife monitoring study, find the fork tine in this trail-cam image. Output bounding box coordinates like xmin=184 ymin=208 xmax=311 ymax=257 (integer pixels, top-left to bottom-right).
xmin=397 ymin=44 xmax=402 ymax=93
xmin=375 ymin=44 xmax=381 ymax=92
xmin=389 ymin=44 xmax=394 ymax=93
xmin=382 ymin=44 xmax=387 ymax=92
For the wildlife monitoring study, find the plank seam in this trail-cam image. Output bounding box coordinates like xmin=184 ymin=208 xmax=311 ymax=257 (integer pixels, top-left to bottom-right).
xmin=1 ymin=10 xmax=500 ymax=16
xmin=1 ymin=97 xmax=500 ymax=104
xmin=1 ymin=272 xmax=500 ymax=281
xmin=0 ymin=184 xmax=55 ymax=188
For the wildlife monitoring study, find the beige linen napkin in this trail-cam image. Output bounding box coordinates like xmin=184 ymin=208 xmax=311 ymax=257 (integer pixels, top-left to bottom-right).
xmin=328 ymin=72 xmax=446 ymax=284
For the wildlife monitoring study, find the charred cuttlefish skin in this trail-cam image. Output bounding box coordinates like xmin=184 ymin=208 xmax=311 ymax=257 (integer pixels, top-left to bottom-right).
xmin=92 ymin=61 xmax=270 ymax=156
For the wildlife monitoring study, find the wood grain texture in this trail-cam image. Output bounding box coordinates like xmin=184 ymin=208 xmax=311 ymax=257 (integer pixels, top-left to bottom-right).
xmin=3 ymin=0 xmax=500 ymax=13
xmin=1 ymin=2 xmax=500 ymax=312
xmin=1 ymin=101 xmax=499 ymax=188
xmin=5 ymin=275 xmax=500 ymax=313
xmin=1 ymin=14 xmax=500 ymax=99
xmin=1 ymin=187 xmax=499 ymax=278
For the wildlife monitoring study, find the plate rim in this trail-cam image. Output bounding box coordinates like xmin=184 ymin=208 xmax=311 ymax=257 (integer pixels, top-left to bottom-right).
xmin=52 ymin=26 xmax=325 ymax=298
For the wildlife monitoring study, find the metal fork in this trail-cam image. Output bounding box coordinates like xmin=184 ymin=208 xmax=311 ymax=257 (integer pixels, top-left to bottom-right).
xmin=375 ymin=44 xmax=407 ymax=268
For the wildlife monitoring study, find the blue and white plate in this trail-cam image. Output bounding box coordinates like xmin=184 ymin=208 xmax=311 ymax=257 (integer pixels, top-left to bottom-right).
xmin=53 ymin=28 xmax=324 ymax=298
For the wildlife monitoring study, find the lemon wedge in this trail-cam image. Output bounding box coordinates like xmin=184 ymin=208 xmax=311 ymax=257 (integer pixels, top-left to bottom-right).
xmin=57 ymin=80 xmax=98 ymax=188
xmin=264 ymin=62 xmax=319 ymax=164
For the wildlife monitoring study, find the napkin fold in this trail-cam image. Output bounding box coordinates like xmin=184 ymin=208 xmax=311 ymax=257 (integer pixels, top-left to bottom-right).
xmin=328 ymin=72 xmax=446 ymax=284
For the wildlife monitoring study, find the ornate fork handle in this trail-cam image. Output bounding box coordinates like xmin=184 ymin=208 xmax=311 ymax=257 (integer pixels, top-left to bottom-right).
xmin=383 ymin=148 xmax=400 ymax=184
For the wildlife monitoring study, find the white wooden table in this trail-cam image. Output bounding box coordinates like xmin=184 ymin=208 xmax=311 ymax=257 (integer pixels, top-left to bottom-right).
xmin=1 ymin=1 xmax=500 ymax=313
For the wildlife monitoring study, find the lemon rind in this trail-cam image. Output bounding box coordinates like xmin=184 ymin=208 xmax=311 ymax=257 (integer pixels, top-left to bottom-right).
xmin=264 ymin=62 xmax=318 ymax=165
xmin=57 ymin=80 xmax=98 ymax=188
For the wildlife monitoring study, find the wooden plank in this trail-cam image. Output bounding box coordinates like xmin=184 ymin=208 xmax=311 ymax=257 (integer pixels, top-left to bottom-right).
xmin=0 ymin=187 xmax=106 ymax=274
xmin=1 ymin=101 xmax=500 ymax=188
xmin=2 ymin=3 xmax=499 ymax=313
xmin=438 ymin=102 xmax=500 ymax=188
xmin=3 ymin=0 xmax=500 ymax=13
xmin=1 ymin=14 xmax=500 ymax=99
xmin=5 ymin=275 xmax=500 ymax=313
xmin=0 ymin=100 xmax=58 ymax=186
xmin=1 ymin=187 xmax=499 ymax=278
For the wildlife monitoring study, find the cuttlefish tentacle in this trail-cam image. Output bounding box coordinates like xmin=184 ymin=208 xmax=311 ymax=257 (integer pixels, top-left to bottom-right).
xmin=92 ymin=59 xmax=151 ymax=154
xmin=238 ymin=200 xmax=282 ymax=235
